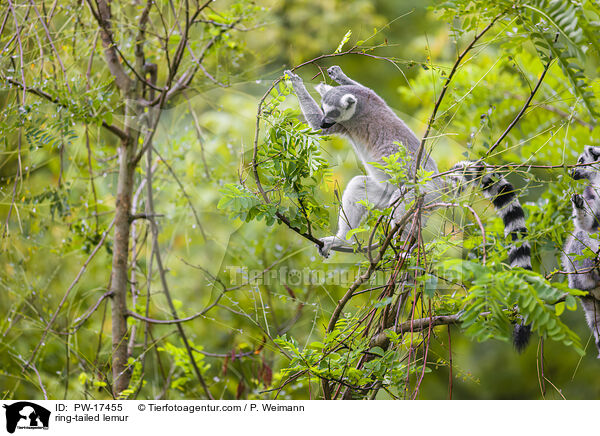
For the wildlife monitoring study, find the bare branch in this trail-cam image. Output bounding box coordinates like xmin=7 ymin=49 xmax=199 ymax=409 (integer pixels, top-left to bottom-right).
xmin=86 ymin=0 xmax=133 ymax=92
xmin=24 ymin=217 xmax=116 ymax=370
xmin=484 ymin=44 xmax=556 ymax=158
xmin=370 ymin=314 xmax=461 ymax=349
xmin=414 ymin=11 xmax=506 ymax=178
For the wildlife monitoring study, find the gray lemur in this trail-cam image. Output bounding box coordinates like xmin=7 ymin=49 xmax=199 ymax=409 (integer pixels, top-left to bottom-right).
xmin=285 ymin=66 xmax=530 ymax=263
xmin=284 ymin=66 xmax=440 ymax=257
xmin=285 ymin=66 xmax=532 ymax=349
xmin=562 ymin=145 xmax=600 ymax=357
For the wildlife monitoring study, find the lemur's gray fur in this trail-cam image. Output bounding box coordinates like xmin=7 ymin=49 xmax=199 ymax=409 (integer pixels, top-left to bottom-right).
xmin=284 ymin=66 xmax=441 ymax=257
xmin=562 ymin=145 xmax=600 ymax=357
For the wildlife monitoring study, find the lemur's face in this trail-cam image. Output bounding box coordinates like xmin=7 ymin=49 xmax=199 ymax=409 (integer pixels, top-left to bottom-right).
xmin=314 ymin=84 xmax=357 ymax=128
xmin=571 ymin=145 xmax=600 ymax=181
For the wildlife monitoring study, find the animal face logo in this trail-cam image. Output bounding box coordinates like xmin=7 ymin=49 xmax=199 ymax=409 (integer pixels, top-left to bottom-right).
xmin=2 ymin=402 xmax=51 ymax=434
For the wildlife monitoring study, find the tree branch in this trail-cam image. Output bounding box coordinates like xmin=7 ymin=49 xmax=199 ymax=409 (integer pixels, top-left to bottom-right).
xmin=87 ymin=0 xmax=133 ymax=92
xmin=3 ymin=77 xmax=128 ymax=141
xmin=370 ymin=314 xmax=461 ymax=349
xmin=484 ymin=44 xmax=556 ymax=158
xmin=414 ymin=11 xmax=505 ymax=178
xmin=24 ymin=217 xmax=116 ymax=370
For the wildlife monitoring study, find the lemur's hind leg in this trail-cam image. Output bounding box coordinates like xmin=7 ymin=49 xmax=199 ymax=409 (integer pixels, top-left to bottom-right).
xmin=572 ymin=189 xmax=600 ymax=232
xmin=327 ymin=65 xmax=365 ymax=87
xmin=319 ymin=175 xmax=397 ymax=257
xmin=580 ymin=294 xmax=600 ymax=358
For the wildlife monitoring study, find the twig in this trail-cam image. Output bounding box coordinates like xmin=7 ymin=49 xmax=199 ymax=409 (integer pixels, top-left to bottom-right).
xmin=24 ymin=217 xmax=116 ymax=370
xmin=144 ymin=126 xmax=214 ymax=399
xmin=151 ymin=146 xmax=207 ymax=241
xmin=2 ymin=78 xmax=128 ymax=141
xmin=425 ymin=202 xmax=487 ymax=264
xmin=370 ymin=314 xmax=462 ymax=349
xmin=447 ymin=324 xmax=453 ymax=400
xmin=484 ymin=35 xmax=558 ymax=158
xmin=414 ymin=11 xmax=506 ymax=178
xmin=52 ymin=290 xmax=114 ymax=335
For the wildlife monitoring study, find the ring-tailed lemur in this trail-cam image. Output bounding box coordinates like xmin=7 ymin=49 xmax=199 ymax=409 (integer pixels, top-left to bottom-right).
xmin=285 ymin=66 xmax=532 ymax=349
xmin=284 ymin=66 xmax=442 ymax=258
xmin=562 ymin=145 xmax=600 ymax=357
xmin=285 ymin=66 xmax=530 ymax=259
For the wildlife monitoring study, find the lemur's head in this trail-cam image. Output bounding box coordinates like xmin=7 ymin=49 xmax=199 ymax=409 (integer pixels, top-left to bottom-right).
xmin=314 ymin=84 xmax=358 ymax=128
xmin=571 ymin=145 xmax=600 ymax=181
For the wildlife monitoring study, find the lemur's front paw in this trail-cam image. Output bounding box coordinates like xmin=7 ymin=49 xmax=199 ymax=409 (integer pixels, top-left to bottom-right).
xmin=317 ymin=237 xmax=335 ymax=258
xmin=317 ymin=236 xmax=350 ymax=258
xmin=283 ymin=70 xmax=301 ymax=82
xmin=572 ymin=193 xmax=585 ymax=209
xmin=327 ymin=65 xmax=344 ymax=81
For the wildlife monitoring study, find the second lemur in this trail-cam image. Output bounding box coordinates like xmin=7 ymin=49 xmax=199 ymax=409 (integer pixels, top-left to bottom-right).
xmin=563 ymin=145 xmax=600 ymax=357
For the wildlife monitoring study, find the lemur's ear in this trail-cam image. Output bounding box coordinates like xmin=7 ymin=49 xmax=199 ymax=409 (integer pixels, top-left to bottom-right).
xmin=586 ymin=145 xmax=600 ymax=160
xmin=340 ymin=94 xmax=357 ymax=109
xmin=315 ymin=83 xmax=333 ymax=97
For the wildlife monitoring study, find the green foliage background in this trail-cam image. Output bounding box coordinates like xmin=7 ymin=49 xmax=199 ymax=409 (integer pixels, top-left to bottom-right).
xmin=1 ymin=0 xmax=600 ymax=399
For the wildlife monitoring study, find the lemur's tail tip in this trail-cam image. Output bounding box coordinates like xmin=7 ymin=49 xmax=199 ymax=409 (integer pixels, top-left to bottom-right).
xmin=513 ymin=323 xmax=532 ymax=353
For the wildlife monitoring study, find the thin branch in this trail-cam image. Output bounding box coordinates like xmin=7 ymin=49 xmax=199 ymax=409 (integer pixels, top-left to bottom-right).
xmin=414 ymin=11 xmax=506 ymax=178
xmin=24 ymin=217 xmax=116 ymax=370
xmin=151 ymin=145 xmax=207 ymax=241
xmin=144 ymin=117 xmax=214 ymax=399
xmin=425 ymin=202 xmax=487 ymax=264
xmin=28 ymin=0 xmax=71 ymax=92
xmin=370 ymin=314 xmax=461 ymax=349
xmin=127 ymin=309 xmax=209 ymax=325
xmin=87 ymin=0 xmax=133 ymax=92
xmin=52 ymin=290 xmax=114 ymax=335
xmin=484 ymin=43 xmax=556 ymax=158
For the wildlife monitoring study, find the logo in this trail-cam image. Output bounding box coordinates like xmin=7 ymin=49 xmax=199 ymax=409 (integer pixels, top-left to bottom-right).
xmin=2 ymin=402 xmax=50 ymax=434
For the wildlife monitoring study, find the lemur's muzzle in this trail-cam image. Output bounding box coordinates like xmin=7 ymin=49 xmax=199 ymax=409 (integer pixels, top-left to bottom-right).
xmin=320 ymin=117 xmax=336 ymax=129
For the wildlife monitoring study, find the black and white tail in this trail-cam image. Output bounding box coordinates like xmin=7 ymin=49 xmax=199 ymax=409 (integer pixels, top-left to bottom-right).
xmin=450 ymin=161 xmax=532 ymax=351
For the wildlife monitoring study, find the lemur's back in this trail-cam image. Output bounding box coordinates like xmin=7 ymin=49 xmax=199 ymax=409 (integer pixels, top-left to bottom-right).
xmin=334 ymin=85 xmax=439 ymax=175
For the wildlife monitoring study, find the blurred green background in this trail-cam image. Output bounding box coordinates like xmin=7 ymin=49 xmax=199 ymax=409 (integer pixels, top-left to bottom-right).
xmin=1 ymin=0 xmax=599 ymax=399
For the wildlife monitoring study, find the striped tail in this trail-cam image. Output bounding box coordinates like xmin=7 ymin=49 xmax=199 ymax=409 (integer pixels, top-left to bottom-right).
xmin=450 ymin=161 xmax=532 ymax=351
